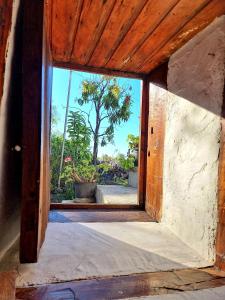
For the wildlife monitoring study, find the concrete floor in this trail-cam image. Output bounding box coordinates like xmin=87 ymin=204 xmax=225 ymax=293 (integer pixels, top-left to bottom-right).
xmin=16 ymin=222 xmax=211 ymax=287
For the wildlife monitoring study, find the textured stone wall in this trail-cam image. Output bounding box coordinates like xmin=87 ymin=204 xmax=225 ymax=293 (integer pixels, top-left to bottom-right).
xmin=162 ymin=16 xmax=225 ymax=262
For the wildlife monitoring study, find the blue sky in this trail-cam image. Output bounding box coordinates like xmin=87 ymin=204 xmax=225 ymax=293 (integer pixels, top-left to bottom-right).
xmin=52 ymin=67 xmax=141 ymax=156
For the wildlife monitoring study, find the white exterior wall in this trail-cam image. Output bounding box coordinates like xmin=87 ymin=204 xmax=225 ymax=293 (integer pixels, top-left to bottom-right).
xmin=162 ymin=16 xmax=225 ymax=262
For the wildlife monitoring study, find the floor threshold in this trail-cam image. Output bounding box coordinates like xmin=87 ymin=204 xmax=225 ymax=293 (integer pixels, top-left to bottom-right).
xmin=16 ymin=268 xmax=225 ymax=300
xmin=48 ymin=209 xmax=152 ymax=223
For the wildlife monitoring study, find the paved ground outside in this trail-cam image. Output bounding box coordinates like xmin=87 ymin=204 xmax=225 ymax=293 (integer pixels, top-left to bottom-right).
xmin=96 ymin=185 xmax=138 ymax=205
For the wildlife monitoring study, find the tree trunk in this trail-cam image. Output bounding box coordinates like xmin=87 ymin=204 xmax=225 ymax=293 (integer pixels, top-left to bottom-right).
xmin=58 ymin=70 xmax=72 ymax=188
xmin=92 ymin=106 xmax=100 ymax=165
xmin=92 ymin=136 xmax=98 ymax=165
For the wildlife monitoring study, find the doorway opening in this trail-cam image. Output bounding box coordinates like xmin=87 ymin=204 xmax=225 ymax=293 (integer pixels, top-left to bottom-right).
xmin=50 ymin=68 xmax=141 ymax=207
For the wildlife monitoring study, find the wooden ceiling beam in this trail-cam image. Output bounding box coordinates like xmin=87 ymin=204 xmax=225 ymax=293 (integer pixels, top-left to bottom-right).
xmin=106 ymin=0 xmax=180 ymax=71
xmin=88 ymin=0 xmax=148 ymax=67
xmin=82 ymin=0 xmax=117 ymax=65
xmin=122 ymin=0 xmax=211 ymax=72
xmin=53 ymin=60 xmax=146 ymax=80
xmin=64 ymin=0 xmax=84 ymax=62
xmin=51 ymin=0 xmax=83 ymax=62
xmin=136 ymin=0 xmax=211 ymax=72
xmin=71 ymin=0 xmax=116 ymax=65
xmin=141 ymin=0 xmax=225 ymax=73
xmin=49 ymin=0 xmax=225 ymax=75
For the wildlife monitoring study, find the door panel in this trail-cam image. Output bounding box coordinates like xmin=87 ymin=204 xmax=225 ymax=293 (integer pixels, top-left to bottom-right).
xmin=20 ymin=1 xmax=52 ymax=263
xmin=145 ymin=84 xmax=166 ymax=221
xmin=38 ymin=4 xmax=53 ymax=250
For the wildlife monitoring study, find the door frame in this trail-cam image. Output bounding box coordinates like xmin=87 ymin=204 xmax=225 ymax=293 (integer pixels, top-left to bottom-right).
xmin=19 ymin=1 xmax=225 ymax=272
xmin=49 ymin=64 xmax=168 ymax=211
xmin=20 ymin=0 xmax=52 ymax=263
xmin=50 ymin=71 xmax=148 ymax=211
xmin=19 ymin=0 xmax=167 ymax=262
xmin=215 ymin=82 xmax=225 ymax=270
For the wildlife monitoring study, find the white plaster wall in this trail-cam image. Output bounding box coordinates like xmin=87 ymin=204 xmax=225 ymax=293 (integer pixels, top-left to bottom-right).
xmin=162 ymin=16 xmax=225 ymax=262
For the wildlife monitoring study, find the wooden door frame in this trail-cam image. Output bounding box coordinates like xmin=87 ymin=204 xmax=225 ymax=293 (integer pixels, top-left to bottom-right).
xmin=138 ymin=78 xmax=150 ymax=209
xmin=18 ymin=1 xmax=225 ymax=271
xmin=20 ymin=0 xmax=44 ymax=263
xmin=20 ymin=0 xmax=52 ymax=263
xmin=50 ymin=72 xmax=148 ymax=211
xmin=19 ymin=0 xmax=168 ymax=261
xmin=144 ymin=63 xmax=168 ymax=221
xmin=20 ymin=0 xmax=149 ymax=263
xmin=50 ymin=63 xmax=168 ymax=211
xmin=215 ymin=82 xmax=225 ymax=270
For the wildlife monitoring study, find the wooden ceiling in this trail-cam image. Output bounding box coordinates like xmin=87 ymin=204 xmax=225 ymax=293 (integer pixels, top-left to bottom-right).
xmin=46 ymin=0 xmax=225 ymax=78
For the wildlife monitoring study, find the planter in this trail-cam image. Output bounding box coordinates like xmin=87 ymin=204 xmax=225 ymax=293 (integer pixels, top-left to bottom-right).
xmin=74 ymin=182 xmax=97 ymax=198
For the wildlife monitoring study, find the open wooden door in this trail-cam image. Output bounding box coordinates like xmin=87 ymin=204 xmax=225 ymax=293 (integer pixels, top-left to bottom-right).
xmin=145 ymin=84 xmax=166 ymax=221
xmin=145 ymin=64 xmax=168 ymax=221
xmin=20 ymin=0 xmax=52 ymax=263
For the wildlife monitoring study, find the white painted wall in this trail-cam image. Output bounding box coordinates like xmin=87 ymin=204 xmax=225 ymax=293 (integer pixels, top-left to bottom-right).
xmin=162 ymin=16 xmax=225 ymax=262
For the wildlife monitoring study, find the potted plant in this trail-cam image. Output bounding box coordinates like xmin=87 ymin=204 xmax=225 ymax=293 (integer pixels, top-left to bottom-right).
xmin=61 ymin=157 xmax=98 ymax=198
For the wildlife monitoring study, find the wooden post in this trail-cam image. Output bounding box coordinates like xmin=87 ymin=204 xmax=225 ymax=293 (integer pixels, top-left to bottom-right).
xmin=144 ymin=62 xmax=168 ymax=220
xmin=138 ymin=78 xmax=149 ymax=208
xmin=215 ymin=83 xmax=225 ymax=270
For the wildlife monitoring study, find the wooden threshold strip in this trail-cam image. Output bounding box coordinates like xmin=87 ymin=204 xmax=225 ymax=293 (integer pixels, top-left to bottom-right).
xmin=50 ymin=203 xmax=140 ymax=210
xmin=53 ymin=60 xmax=146 ymax=79
xmin=49 ymin=209 xmax=152 ymax=222
xmin=16 ymin=268 xmax=225 ymax=300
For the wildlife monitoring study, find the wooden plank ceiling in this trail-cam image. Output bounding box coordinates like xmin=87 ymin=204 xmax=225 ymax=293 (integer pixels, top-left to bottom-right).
xmin=47 ymin=0 xmax=225 ymax=77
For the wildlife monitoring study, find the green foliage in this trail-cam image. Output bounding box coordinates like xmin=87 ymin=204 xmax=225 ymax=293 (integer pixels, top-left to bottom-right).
xmin=50 ymin=111 xmax=92 ymax=191
xmin=50 ymin=135 xmax=92 ymax=188
xmin=64 ymin=183 xmax=75 ymax=200
xmin=127 ymin=134 xmax=139 ymax=150
xmin=60 ymin=111 xmax=97 ymax=183
xmin=127 ymin=134 xmax=139 ymax=167
xmin=67 ymin=111 xmax=91 ymax=147
xmin=51 ymin=105 xmax=60 ymax=133
xmin=61 ymin=159 xmax=98 ymax=183
xmin=115 ymin=177 xmax=128 ymax=186
xmin=97 ymin=162 xmax=112 ymax=174
xmin=67 ymin=111 xmax=92 ymax=162
xmin=50 ymin=134 xmax=63 ymax=190
xmin=116 ymin=153 xmax=135 ymax=171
